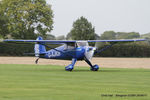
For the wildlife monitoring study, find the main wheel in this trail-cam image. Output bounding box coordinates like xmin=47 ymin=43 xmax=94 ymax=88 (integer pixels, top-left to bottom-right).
xmin=65 ymin=65 xmax=73 ymax=71
xmin=90 ymin=64 xmax=99 ymax=71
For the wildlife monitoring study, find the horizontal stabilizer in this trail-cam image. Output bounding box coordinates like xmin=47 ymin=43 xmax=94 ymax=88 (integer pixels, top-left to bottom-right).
xmin=24 ymin=52 xmax=46 ymax=56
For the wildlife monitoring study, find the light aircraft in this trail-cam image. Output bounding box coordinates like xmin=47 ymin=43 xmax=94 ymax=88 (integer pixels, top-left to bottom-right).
xmin=4 ymin=37 xmax=147 ymax=71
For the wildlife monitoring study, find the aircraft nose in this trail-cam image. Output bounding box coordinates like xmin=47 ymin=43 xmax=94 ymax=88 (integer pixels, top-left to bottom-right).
xmin=85 ymin=47 xmax=96 ymax=60
xmin=87 ymin=47 xmax=96 ymax=52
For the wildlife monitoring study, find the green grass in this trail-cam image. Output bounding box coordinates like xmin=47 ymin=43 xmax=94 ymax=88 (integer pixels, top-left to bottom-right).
xmin=0 ymin=64 xmax=150 ymax=100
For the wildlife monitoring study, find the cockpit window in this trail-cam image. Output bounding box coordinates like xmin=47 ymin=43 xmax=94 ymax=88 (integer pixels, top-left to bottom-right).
xmin=64 ymin=43 xmax=76 ymax=50
xmin=77 ymin=41 xmax=89 ymax=47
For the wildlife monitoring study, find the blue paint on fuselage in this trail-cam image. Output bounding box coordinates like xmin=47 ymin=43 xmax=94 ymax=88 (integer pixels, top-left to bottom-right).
xmin=40 ymin=45 xmax=85 ymax=60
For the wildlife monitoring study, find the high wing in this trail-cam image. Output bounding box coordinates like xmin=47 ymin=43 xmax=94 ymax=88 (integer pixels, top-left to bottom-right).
xmin=3 ymin=39 xmax=76 ymax=43
xmin=4 ymin=39 xmax=147 ymax=43
xmin=87 ymin=39 xmax=146 ymax=42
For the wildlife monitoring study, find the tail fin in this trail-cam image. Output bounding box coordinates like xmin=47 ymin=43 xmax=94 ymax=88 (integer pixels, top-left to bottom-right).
xmin=34 ymin=36 xmax=46 ymax=57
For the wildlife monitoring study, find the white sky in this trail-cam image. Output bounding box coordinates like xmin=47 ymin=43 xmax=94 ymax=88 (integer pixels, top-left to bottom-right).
xmin=46 ymin=0 xmax=150 ymax=36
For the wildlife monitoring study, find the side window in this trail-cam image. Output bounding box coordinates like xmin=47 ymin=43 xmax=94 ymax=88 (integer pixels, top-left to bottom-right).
xmin=67 ymin=45 xmax=74 ymax=49
xmin=64 ymin=43 xmax=76 ymax=50
xmin=64 ymin=44 xmax=67 ymax=50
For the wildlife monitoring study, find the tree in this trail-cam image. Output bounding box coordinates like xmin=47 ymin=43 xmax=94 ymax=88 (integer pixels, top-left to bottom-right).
xmin=46 ymin=34 xmax=55 ymax=40
xmin=100 ymin=31 xmax=140 ymax=40
xmin=0 ymin=0 xmax=53 ymax=39
xmin=0 ymin=14 xmax=9 ymax=39
xmin=116 ymin=32 xmax=140 ymax=39
xmin=100 ymin=31 xmax=116 ymax=40
xmin=0 ymin=2 xmax=9 ymax=39
xmin=68 ymin=16 xmax=96 ymax=40
xmin=141 ymin=33 xmax=150 ymax=39
xmin=56 ymin=35 xmax=65 ymax=40
xmin=66 ymin=32 xmax=72 ymax=40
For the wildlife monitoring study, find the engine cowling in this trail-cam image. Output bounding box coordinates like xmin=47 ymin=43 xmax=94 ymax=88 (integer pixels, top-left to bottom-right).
xmin=84 ymin=46 xmax=96 ymax=60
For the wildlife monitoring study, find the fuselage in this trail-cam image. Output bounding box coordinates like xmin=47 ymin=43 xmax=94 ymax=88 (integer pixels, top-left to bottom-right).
xmin=40 ymin=45 xmax=86 ymax=60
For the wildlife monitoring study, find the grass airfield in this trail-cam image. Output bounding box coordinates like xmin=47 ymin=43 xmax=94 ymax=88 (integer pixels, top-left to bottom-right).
xmin=0 ymin=64 xmax=150 ymax=100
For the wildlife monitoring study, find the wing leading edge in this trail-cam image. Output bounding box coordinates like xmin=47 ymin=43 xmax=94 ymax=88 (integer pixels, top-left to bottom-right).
xmin=4 ymin=39 xmax=76 ymax=43
xmin=87 ymin=39 xmax=146 ymax=42
xmin=4 ymin=39 xmax=146 ymax=43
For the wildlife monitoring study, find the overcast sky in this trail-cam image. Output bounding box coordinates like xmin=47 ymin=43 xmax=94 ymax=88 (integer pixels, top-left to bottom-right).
xmin=46 ymin=0 xmax=150 ymax=36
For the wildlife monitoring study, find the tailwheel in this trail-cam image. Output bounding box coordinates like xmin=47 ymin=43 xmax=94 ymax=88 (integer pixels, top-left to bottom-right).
xmin=90 ymin=64 xmax=99 ymax=71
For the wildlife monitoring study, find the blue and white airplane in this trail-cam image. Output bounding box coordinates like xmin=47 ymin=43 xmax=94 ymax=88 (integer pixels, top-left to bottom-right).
xmin=4 ymin=37 xmax=147 ymax=71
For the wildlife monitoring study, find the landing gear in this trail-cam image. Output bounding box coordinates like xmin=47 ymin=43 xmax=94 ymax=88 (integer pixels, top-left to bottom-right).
xmin=90 ymin=64 xmax=99 ymax=71
xmin=65 ymin=58 xmax=77 ymax=71
xmin=35 ymin=57 xmax=40 ymax=64
xmin=84 ymin=57 xmax=99 ymax=71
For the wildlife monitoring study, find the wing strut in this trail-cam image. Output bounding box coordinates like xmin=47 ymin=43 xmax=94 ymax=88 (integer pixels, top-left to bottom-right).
xmin=95 ymin=43 xmax=116 ymax=53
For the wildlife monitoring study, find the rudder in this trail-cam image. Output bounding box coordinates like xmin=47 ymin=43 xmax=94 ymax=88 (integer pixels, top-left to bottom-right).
xmin=34 ymin=36 xmax=46 ymax=57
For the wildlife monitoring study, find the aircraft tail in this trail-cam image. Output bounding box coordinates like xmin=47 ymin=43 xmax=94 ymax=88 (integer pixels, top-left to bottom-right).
xmin=34 ymin=36 xmax=46 ymax=57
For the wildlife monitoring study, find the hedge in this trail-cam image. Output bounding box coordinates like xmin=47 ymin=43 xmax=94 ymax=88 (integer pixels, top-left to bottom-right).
xmin=95 ymin=42 xmax=150 ymax=57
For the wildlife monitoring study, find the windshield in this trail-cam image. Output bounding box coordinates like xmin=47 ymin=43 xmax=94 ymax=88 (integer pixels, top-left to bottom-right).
xmin=77 ymin=41 xmax=89 ymax=47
